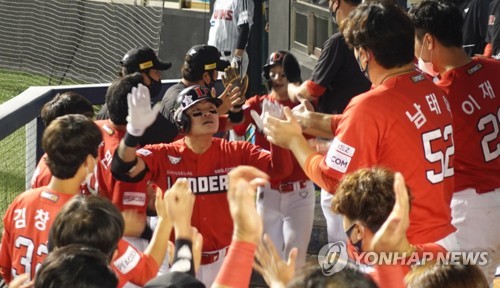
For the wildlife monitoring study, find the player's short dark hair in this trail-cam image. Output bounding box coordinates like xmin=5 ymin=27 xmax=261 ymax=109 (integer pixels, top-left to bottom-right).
xmin=41 ymin=91 xmax=94 ymax=127
xmin=106 ymin=73 xmax=144 ymax=125
xmin=332 ymin=167 xmax=411 ymax=232
xmin=48 ymin=195 xmax=124 ymax=258
xmin=343 ymin=0 xmax=363 ymax=6
xmin=35 ymin=244 xmax=118 ymax=288
xmin=42 ymin=114 xmax=102 ymax=179
xmin=408 ymin=0 xmax=463 ymax=47
xmin=341 ymin=1 xmax=415 ymax=69
xmin=406 ymin=260 xmax=489 ymax=288
xmin=181 ymin=54 xmax=214 ymax=82
xmin=288 ymin=264 xmax=378 ymax=288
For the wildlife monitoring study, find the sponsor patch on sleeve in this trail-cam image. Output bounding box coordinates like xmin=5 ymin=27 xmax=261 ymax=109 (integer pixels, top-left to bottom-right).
xmin=325 ymin=138 xmax=355 ymax=173
xmin=113 ymin=245 xmax=140 ymax=275
xmin=137 ymin=148 xmax=152 ymax=156
xmin=123 ymin=192 xmax=146 ymax=206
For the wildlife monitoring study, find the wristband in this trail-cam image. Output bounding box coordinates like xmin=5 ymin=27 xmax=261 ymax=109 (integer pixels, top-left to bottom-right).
xmin=171 ymin=239 xmax=195 ymax=276
xmin=228 ymin=109 xmax=244 ymax=123
xmin=126 ymin=123 xmax=145 ymax=137
xmin=124 ymin=132 xmax=141 ymax=148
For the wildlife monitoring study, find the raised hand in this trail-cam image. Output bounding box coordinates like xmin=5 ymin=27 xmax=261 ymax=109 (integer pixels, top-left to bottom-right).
xmin=254 ymin=234 xmax=297 ymax=288
xmin=263 ymin=107 xmax=303 ymax=149
xmin=165 ymin=178 xmax=195 ymax=239
xmin=370 ymin=172 xmax=412 ymax=253
xmin=227 ymin=166 xmax=269 ymax=244
xmin=250 ymin=98 xmax=285 ymax=131
xmin=126 ymin=83 xmax=161 ymax=136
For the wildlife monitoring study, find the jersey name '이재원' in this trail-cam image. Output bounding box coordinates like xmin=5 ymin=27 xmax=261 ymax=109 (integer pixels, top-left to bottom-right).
xmin=437 ymin=58 xmax=500 ymax=193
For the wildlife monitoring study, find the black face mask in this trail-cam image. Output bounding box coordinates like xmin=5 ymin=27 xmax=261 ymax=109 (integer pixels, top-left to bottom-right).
xmin=355 ymin=49 xmax=370 ymax=81
xmin=345 ymin=223 xmax=363 ymax=252
xmin=203 ymin=71 xmax=216 ymax=90
xmin=145 ymin=72 xmax=162 ymax=98
xmin=330 ymin=0 xmax=340 ymax=25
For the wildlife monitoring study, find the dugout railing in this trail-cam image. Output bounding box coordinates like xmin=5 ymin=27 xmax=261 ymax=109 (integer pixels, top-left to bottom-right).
xmin=0 ymin=80 xmax=177 ymax=228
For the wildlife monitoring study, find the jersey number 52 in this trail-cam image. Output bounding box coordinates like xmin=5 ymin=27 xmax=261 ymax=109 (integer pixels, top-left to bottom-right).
xmin=422 ymin=124 xmax=454 ymax=184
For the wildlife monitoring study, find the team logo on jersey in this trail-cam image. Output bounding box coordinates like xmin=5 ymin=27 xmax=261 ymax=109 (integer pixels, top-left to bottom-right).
xmin=102 ymin=124 xmax=115 ymax=136
xmin=123 ymin=192 xmax=146 ymax=206
xmin=467 ymin=63 xmax=482 ymax=75
xmin=41 ymin=190 xmax=59 ymax=203
xmin=325 ymin=139 xmax=355 ymax=173
xmin=113 ymin=245 xmax=140 ymax=274
xmin=168 ymin=155 xmax=182 ymax=165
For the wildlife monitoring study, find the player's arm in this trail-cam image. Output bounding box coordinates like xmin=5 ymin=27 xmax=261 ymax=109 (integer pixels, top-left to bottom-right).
xmin=263 ymin=108 xmax=340 ymax=191
xmin=112 ymin=84 xmax=159 ymax=182
xmin=292 ymin=99 xmax=341 ymax=138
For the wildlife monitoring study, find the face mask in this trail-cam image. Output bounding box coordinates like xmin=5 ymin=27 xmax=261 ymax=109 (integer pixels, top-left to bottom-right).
xmin=346 ymin=223 xmax=363 ymax=252
xmin=81 ymin=157 xmax=97 ymax=195
xmin=417 ymin=42 xmax=439 ymax=77
xmin=204 ymin=71 xmax=216 ymax=90
xmin=355 ymin=49 xmax=370 ymax=81
xmin=148 ymin=78 xmax=162 ymax=98
xmin=330 ymin=0 xmax=340 ymax=25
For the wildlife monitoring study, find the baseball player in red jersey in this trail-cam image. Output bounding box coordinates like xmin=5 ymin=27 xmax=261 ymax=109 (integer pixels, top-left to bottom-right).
xmin=0 ymin=115 xmax=102 ymax=283
xmin=264 ymin=2 xmax=457 ymax=249
xmin=111 ymin=84 xmax=292 ymax=286
xmin=48 ymin=193 xmax=175 ymax=288
xmin=231 ymin=51 xmax=315 ymax=269
xmin=30 ymin=92 xmax=95 ymax=193
xmin=410 ymin=1 xmax=500 ymax=282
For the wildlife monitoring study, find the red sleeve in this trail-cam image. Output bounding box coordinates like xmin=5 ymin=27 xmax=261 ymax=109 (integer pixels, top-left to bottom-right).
xmin=371 ymin=265 xmax=407 ymax=288
xmin=232 ymin=96 xmax=262 ymax=136
xmin=112 ymin=240 xmax=159 ymax=287
xmin=217 ymin=115 xmax=228 ymax=132
xmin=240 ymin=141 xmax=292 ymax=182
xmin=31 ymin=156 xmax=52 ymax=189
xmin=214 ymin=241 xmax=256 ymax=287
xmin=305 ymin=80 xmax=326 ymax=98
xmin=0 ymin=209 xmax=13 ymax=283
xmin=304 ymin=152 xmax=340 ymax=193
xmin=331 ymin=114 xmax=343 ymax=133
xmin=484 ymin=43 xmax=493 ymax=58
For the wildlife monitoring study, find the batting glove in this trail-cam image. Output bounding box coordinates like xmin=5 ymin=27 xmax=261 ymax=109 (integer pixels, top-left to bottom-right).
xmin=250 ymin=98 xmax=284 ymax=132
xmin=231 ymin=55 xmax=242 ymax=75
xmin=126 ymin=83 xmax=161 ymax=137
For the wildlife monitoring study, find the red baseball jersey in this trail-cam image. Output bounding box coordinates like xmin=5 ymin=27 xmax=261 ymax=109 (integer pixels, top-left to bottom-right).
xmin=95 ymin=120 xmax=150 ymax=213
xmin=437 ymin=58 xmax=500 ymax=193
xmin=112 ymin=239 xmax=159 ymax=287
xmin=30 ymin=156 xmax=97 ymax=196
xmin=0 ymin=187 xmax=75 ymax=283
xmin=233 ymin=94 xmax=312 ymax=184
xmin=305 ymin=72 xmax=456 ymax=244
xmin=138 ymin=138 xmax=292 ymax=252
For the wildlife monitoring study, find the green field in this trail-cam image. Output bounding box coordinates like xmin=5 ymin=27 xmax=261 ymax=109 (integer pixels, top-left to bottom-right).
xmin=0 ymin=69 xmax=84 ymax=229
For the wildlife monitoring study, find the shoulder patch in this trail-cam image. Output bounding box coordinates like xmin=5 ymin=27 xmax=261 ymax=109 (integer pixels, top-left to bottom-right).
xmin=325 ymin=138 xmax=355 ymax=173
xmin=467 ymin=63 xmax=482 ymax=75
xmin=102 ymin=124 xmax=114 ymax=136
xmin=137 ymin=148 xmax=152 ymax=157
xmin=113 ymin=245 xmax=140 ymax=275
xmin=40 ymin=190 xmax=59 ymax=203
xmin=411 ymin=74 xmax=425 ymax=83
xmin=168 ymin=155 xmax=182 ymax=165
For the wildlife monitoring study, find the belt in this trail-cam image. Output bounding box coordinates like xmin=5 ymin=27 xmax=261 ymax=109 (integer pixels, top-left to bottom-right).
xmin=270 ymin=180 xmax=309 ymax=193
xmin=201 ymin=247 xmax=229 ymax=265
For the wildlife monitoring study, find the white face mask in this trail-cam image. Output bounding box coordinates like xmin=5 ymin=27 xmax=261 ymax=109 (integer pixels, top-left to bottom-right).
xmin=81 ymin=157 xmax=98 ymax=195
xmin=417 ymin=42 xmax=439 ymax=77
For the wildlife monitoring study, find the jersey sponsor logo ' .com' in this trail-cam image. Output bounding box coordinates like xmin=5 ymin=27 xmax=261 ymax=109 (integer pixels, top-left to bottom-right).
xmin=317 ymin=241 xmax=489 ymax=276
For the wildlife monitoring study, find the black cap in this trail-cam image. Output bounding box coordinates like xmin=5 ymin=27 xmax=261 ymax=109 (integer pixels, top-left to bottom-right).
xmin=144 ymin=272 xmax=205 ymax=288
xmin=121 ymin=47 xmax=172 ymax=73
xmin=185 ymin=45 xmax=230 ymax=73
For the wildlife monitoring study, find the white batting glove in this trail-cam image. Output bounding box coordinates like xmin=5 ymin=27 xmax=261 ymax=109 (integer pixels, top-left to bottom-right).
xmin=126 ymin=83 xmax=161 ymax=137
xmin=250 ymin=98 xmax=284 ymax=132
xmin=231 ymin=55 xmax=242 ymax=75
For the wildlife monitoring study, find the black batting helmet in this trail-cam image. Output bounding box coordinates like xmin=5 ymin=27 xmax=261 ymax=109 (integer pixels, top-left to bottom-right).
xmin=173 ymin=85 xmax=222 ymax=134
xmin=262 ymin=50 xmax=288 ymax=80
